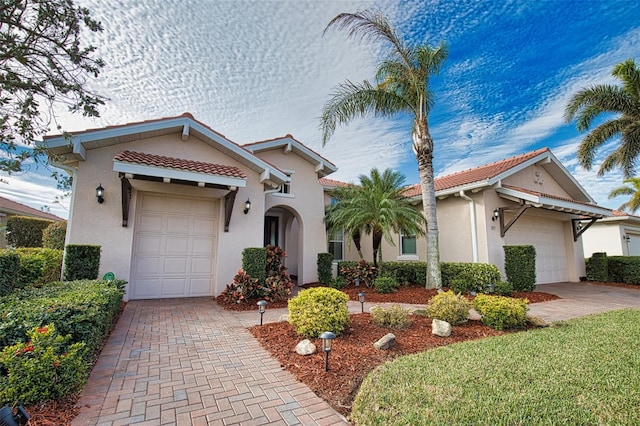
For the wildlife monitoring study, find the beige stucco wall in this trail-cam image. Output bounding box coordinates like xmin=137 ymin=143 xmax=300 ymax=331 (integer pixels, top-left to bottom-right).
xmin=66 ymin=131 xmax=265 ymax=299
xmin=503 ymin=165 xmax=572 ymax=198
xmin=254 ymin=148 xmax=327 ymax=284
xmin=582 ymin=222 xmax=625 ymax=257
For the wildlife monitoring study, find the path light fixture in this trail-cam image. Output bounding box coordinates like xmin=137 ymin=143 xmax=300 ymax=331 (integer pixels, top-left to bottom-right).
xmin=492 ymin=208 xmax=500 ymax=221
xmin=319 ymin=331 xmax=336 ymax=372
xmin=487 ymin=283 xmax=495 ymax=294
xmin=244 ymin=199 xmax=251 ymax=214
xmin=355 ymin=277 xmax=360 ymax=287
xmin=96 ymin=184 xmax=105 ymax=204
xmin=358 ymin=291 xmax=366 ymax=313
xmin=257 ymin=300 xmax=267 ymax=325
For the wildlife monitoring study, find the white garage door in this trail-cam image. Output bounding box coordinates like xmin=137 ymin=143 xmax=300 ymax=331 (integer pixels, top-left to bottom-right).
xmin=627 ymin=234 xmax=640 ymax=256
xmin=132 ymin=193 xmax=219 ymax=299
xmin=505 ymin=215 xmax=568 ymax=284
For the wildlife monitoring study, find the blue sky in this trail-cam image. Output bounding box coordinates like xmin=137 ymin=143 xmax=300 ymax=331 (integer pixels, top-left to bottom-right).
xmin=1 ymin=0 xmax=639 ymax=219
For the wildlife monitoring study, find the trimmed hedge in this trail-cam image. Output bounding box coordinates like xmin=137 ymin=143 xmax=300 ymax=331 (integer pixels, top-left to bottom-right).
xmin=0 ymin=251 xmax=19 ymax=296
xmin=42 ymin=220 xmax=67 ymax=250
xmin=6 ymin=216 xmax=53 ymax=247
xmin=504 ymin=245 xmax=536 ymax=291
xmin=288 ymin=287 xmax=350 ymax=338
xmin=16 ymin=248 xmax=63 ymax=288
xmin=607 ymin=256 xmax=640 ymax=284
xmin=317 ymin=252 xmax=334 ymax=285
xmin=0 ymin=279 xmax=125 ymax=353
xmin=242 ymin=247 xmax=267 ymax=285
xmin=64 ymin=245 xmax=101 ymax=280
xmin=586 ymin=252 xmax=608 ymax=282
xmin=473 ymin=294 xmax=528 ymax=330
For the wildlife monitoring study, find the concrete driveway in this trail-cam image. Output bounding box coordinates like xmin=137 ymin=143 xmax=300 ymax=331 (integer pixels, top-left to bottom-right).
xmin=72 ymin=282 xmax=640 ymax=425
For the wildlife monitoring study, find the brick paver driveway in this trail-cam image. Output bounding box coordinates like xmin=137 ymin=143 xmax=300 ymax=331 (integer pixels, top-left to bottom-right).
xmin=73 ymin=298 xmax=349 ymax=425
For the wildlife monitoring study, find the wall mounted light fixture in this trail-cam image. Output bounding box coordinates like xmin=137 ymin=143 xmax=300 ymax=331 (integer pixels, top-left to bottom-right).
xmin=96 ymin=184 xmax=105 ymax=204
xmin=244 ymin=199 xmax=251 ymax=214
xmin=492 ymin=208 xmax=500 ymax=221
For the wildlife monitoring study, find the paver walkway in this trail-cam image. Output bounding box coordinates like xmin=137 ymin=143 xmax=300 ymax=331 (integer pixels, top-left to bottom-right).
xmin=73 ymin=282 xmax=640 ymax=425
xmin=72 ymin=299 xmax=349 ymax=425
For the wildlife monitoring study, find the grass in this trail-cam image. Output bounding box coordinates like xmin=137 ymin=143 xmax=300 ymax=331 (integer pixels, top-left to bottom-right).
xmin=351 ymin=308 xmax=640 ymax=425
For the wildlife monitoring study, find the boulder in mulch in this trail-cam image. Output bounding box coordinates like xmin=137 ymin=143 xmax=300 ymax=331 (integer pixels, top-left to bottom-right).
xmin=373 ymin=333 xmax=396 ymax=350
xmin=295 ymin=339 xmax=317 ymax=355
xmin=432 ymin=319 xmax=452 ymax=337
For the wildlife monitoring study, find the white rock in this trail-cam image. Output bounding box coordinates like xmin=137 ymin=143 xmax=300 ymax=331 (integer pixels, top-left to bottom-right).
xmin=279 ymin=314 xmax=289 ymax=322
xmin=373 ymin=333 xmax=396 ymax=350
xmin=432 ymin=319 xmax=452 ymax=337
xmin=295 ymin=339 xmax=316 ymax=355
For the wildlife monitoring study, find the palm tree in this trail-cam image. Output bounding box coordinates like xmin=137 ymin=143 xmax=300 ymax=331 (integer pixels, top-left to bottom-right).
xmin=321 ymin=10 xmax=448 ymax=288
xmin=565 ymin=59 xmax=640 ymax=177
xmin=609 ymin=177 xmax=640 ymax=213
xmin=324 ymin=168 xmax=426 ymax=267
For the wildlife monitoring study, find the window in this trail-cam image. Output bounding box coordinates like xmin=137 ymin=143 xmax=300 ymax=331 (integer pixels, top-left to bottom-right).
xmin=328 ymin=228 xmax=344 ymax=261
xmin=400 ymin=234 xmax=417 ymax=256
xmin=278 ymin=174 xmax=292 ymax=194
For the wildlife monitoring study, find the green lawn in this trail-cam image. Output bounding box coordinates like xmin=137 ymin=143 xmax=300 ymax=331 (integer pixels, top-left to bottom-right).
xmin=352 ymin=309 xmax=640 ymax=425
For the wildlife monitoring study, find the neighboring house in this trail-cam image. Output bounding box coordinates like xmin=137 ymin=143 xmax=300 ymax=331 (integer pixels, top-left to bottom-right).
xmin=582 ymin=210 xmax=640 ymax=257
xmin=0 ymin=196 xmax=63 ymax=248
xmin=39 ymin=113 xmax=335 ymax=300
xmin=324 ymin=148 xmax=611 ymax=284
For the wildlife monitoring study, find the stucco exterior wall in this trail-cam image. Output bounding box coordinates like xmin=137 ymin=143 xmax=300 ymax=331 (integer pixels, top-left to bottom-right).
xmin=582 ymin=222 xmax=625 ymax=257
xmin=503 ymin=165 xmax=572 ymax=198
xmin=67 ymin=132 xmax=265 ymax=299
xmin=254 ymin=148 xmax=328 ymax=285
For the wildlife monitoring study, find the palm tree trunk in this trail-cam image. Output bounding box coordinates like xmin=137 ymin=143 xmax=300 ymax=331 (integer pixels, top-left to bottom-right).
xmin=352 ymin=229 xmax=364 ymax=260
xmin=372 ymin=229 xmax=382 ymax=267
xmin=414 ymin=120 xmax=442 ymax=289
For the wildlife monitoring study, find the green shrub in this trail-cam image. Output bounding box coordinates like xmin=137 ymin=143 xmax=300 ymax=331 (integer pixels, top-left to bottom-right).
xmin=370 ymin=305 xmax=412 ymax=328
xmin=42 ymin=221 xmax=67 ymax=250
xmin=0 ymin=324 xmax=87 ymax=405
xmin=586 ymin=252 xmax=608 ymax=282
xmin=263 ymin=245 xmax=293 ymax=301
xmin=330 ymin=275 xmax=347 ymax=289
xmin=473 ymin=294 xmax=528 ymax=330
xmin=373 ymin=276 xmax=398 ymax=294
xmin=504 ymin=245 xmax=536 ymax=291
xmin=6 ymin=216 xmax=53 ymax=248
xmin=493 ymin=281 xmax=513 ymax=296
xmin=288 ymin=287 xmax=350 ymax=338
xmin=379 ymin=261 xmax=419 ymax=285
xmin=63 ymin=245 xmax=100 ymax=280
xmin=441 ymin=262 xmax=501 ymax=293
xmin=242 ymin=247 xmax=267 ymax=285
xmin=317 ymin=252 xmax=334 ymax=285
xmin=0 ymin=279 xmax=125 ymax=352
xmin=15 ymin=248 xmax=63 ymax=288
xmin=425 ymin=290 xmax=471 ymax=325
xmin=0 ymin=251 xmax=19 ymax=296
xmin=607 ymin=256 xmax=640 ymax=284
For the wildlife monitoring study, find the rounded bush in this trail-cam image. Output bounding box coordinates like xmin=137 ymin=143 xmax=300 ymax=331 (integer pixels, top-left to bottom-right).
xmin=473 ymin=294 xmax=528 ymax=330
xmin=373 ymin=276 xmax=398 ymax=294
xmin=426 ymin=290 xmax=471 ymax=325
xmin=288 ymin=287 xmax=350 ymax=338
xmin=330 ymin=275 xmax=347 ymax=289
xmin=370 ymin=305 xmax=411 ymax=328
xmin=493 ymin=281 xmax=513 ymax=296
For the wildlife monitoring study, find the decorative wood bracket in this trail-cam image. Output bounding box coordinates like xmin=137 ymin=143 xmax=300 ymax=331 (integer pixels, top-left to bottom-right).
xmin=499 ymin=201 xmax=529 ymax=237
xmin=120 ymin=175 xmax=132 ymax=227
xmin=572 ymin=217 xmax=598 ymax=242
xmin=224 ymin=188 xmax=238 ymax=232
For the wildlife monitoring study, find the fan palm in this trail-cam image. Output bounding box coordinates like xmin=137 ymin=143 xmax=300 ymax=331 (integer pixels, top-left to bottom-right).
xmin=565 ymin=59 xmax=640 ymax=177
xmin=321 ymin=10 xmax=447 ymax=288
xmin=608 ymin=177 xmax=640 ymax=213
xmin=324 ymin=168 xmax=426 ymax=267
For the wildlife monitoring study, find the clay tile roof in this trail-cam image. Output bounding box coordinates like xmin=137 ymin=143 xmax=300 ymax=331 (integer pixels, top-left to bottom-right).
xmin=114 ymin=151 xmax=247 ymax=178
xmin=319 ymin=177 xmax=351 ymax=188
xmin=402 ymin=148 xmax=551 ymax=197
xmin=0 ymin=196 xmax=63 ymax=221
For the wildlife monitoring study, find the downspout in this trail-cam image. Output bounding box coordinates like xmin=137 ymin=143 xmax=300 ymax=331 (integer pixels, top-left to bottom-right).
xmin=49 ymin=160 xmax=77 ymax=280
xmin=459 ymin=190 xmax=479 ymax=263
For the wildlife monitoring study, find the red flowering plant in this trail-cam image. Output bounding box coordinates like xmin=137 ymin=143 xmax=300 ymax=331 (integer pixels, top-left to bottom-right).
xmin=219 ymin=270 xmax=261 ymax=304
xmin=340 ymin=259 xmax=378 ymax=288
xmin=0 ymin=324 xmax=88 ymax=405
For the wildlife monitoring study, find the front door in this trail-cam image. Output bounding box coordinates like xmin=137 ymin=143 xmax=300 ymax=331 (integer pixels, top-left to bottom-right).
xmin=264 ymin=215 xmax=279 ymax=247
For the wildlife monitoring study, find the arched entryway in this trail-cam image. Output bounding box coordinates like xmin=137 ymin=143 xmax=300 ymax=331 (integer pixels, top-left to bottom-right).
xmin=264 ymin=205 xmax=303 ymax=283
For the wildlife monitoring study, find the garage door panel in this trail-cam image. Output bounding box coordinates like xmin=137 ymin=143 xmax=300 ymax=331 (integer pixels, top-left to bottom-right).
xmin=132 ymin=193 xmax=219 ymax=299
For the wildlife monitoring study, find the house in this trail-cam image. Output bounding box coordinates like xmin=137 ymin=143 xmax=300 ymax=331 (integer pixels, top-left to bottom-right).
xmin=39 ymin=113 xmax=335 ymax=300
xmin=324 ymin=148 xmax=611 ymax=284
xmin=0 ymin=196 xmax=63 ymax=248
xmin=582 ymin=210 xmax=640 ymax=257
xmin=40 ymin=113 xmax=611 ymax=300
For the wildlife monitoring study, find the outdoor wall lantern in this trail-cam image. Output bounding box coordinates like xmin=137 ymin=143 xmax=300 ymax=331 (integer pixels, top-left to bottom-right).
xmin=358 ymin=291 xmax=366 ymax=313
xmin=96 ymin=184 xmax=105 ymax=204
xmin=492 ymin=208 xmax=500 ymax=221
xmin=244 ymin=198 xmax=251 ymax=214
xmin=319 ymin=331 xmax=336 ymax=372
xmin=257 ymin=300 xmax=268 ymax=325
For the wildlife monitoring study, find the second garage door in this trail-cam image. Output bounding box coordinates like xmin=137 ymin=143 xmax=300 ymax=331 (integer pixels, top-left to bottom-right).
xmin=504 ymin=215 xmax=568 ymax=284
xmin=131 ymin=193 xmax=219 ymax=299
